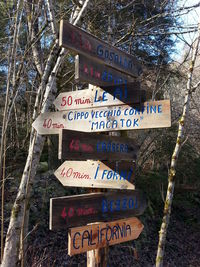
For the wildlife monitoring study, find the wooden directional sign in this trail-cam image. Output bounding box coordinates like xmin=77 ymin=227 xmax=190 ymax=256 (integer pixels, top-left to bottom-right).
xmin=68 ymin=217 xmax=144 ymax=255
xmin=54 ymin=160 xmax=135 ymax=190
xmin=54 ymin=86 xmax=146 ymax=111
xmin=75 ymin=54 xmax=136 ymax=87
xmin=59 ymin=20 xmax=142 ymax=77
xmin=33 ymin=100 xmax=171 ymax=135
xmin=59 ymin=130 xmax=138 ymax=160
xmin=50 ymin=190 xmax=146 ymax=230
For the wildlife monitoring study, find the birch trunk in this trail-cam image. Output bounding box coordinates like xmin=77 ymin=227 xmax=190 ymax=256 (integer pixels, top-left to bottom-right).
xmin=0 ymin=1 xmax=24 ymax=262
xmin=1 ymin=1 xmax=91 ymax=267
xmin=155 ymin=24 xmax=200 ymax=267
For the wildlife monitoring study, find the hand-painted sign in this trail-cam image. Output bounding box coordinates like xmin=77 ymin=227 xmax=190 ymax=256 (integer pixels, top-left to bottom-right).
xmin=75 ymin=54 xmax=136 ymax=87
xmin=59 ymin=130 xmax=138 ymax=160
xmin=54 ymin=160 xmax=135 ymax=190
xmin=50 ymin=190 xmax=146 ymax=230
xmin=54 ymin=86 xmax=146 ymax=111
xmin=33 ymin=100 xmax=171 ymax=135
xmin=68 ymin=217 xmax=144 ymax=255
xmin=59 ymin=20 xmax=142 ymax=77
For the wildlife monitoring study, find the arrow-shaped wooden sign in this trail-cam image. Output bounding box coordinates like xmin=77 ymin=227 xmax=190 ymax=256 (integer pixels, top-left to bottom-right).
xmin=54 ymin=86 xmax=145 ymax=111
xmin=59 ymin=20 xmax=142 ymax=77
xmin=50 ymin=190 xmax=146 ymax=230
xmin=75 ymin=54 xmax=136 ymax=87
xmin=59 ymin=129 xmax=138 ymax=160
xmin=68 ymin=217 xmax=144 ymax=255
xmin=33 ymin=100 xmax=171 ymax=135
xmin=54 ymin=160 xmax=135 ymax=190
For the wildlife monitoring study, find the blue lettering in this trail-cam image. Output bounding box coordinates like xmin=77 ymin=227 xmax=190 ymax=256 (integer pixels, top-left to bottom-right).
xmin=150 ymin=105 xmax=157 ymax=113
xmin=73 ymin=232 xmax=80 ymax=249
xmin=158 ymin=105 xmax=162 ymax=113
xmin=122 ymin=198 xmax=127 ymax=210
xmin=82 ymin=230 xmax=90 ymax=248
xmin=102 ymin=170 xmax=107 ymax=179
xmin=102 ymin=91 xmax=108 ymax=101
xmin=102 ymin=200 xmax=108 ymax=212
xmin=133 ymin=119 xmax=139 ymax=127
xmin=94 ymin=90 xmax=100 ymax=103
xmin=113 ymin=87 xmax=123 ymax=100
xmin=68 ymin=111 xmax=73 ymax=121
xmin=106 ymin=226 xmax=112 ymax=241
xmin=124 ymin=108 xmax=128 ymax=116
xmin=107 ymin=171 xmax=113 ymax=180
xmin=128 ymin=198 xmax=134 ymax=209
xmin=106 ymin=120 xmax=111 ymax=128
xmin=110 ymin=200 xmax=114 ymax=212
xmin=97 ymin=44 xmax=103 ymax=57
xmin=91 ymin=121 xmax=98 ymax=130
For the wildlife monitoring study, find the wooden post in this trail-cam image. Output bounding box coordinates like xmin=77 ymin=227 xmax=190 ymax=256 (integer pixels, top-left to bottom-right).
xmin=87 ymin=85 xmax=108 ymax=267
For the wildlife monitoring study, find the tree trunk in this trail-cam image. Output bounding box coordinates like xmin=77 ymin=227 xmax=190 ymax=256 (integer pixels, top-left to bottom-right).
xmin=155 ymin=24 xmax=200 ymax=267
xmin=1 ymin=1 xmax=91 ymax=266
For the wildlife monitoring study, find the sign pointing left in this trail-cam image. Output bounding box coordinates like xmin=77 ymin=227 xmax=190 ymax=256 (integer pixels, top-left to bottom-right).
xmin=32 ymin=100 xmax=171 ymax=135
xmin=54 ymin=160 xmax=135 ymax=190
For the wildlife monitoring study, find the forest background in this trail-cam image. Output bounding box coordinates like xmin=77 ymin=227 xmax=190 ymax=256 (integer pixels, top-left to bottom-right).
xmin=0 ymin=0 xmax=200 ymax=266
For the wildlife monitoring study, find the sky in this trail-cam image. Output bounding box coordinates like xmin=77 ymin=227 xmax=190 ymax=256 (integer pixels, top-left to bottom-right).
xmin=174 ymin=0 xmax=200 ymax=59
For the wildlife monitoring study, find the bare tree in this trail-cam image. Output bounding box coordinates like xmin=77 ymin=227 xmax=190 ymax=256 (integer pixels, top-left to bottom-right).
xmin=0 ymin=1 xmax=91 ymax=266
xmin=156 ymin=23 xmax=200 ymax=267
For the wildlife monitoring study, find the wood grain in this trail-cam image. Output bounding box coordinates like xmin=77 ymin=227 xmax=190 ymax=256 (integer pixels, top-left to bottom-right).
xmin=54 ymin=160 xmax=135 ymax=190
xmin=75 ymin=54 xmax=136 ymax=87
xmin=59 ymin=20 xmax=142 ymax=77
xmin=59 ymin=129 xmax=139 ymax=160
xmin=68 ymin=217 xmax=144 ymax=255
xmin=54 ymin=86 xmax=146 ymax=111
xmin=33 ymin=100 xmax=171 ymax=135
xmin=49 ymin=190 xmax=147 ymax=230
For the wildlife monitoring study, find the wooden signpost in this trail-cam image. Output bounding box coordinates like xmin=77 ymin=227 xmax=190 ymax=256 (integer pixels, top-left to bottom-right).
xmin=46 ymin=17 xmax=171 ymax=264
xmin=59 ymin=20 xmax=142 ymax=77
xmin=75 ymin=54 xmax=136 ymax=87
xmin=54 ymin=86 xmax=146 ymax=111
xmin=59 ymin=129 xmax=139 ymax=160
xmin=68 ymin=217 xmax=144 ymax=256
xmin=33 ymin=100 xmax=171 ymax=135
xmin=50 ymin=190 xmax=147 ymax=230
xmin=54 ymin=160 xmax=135 ymax=189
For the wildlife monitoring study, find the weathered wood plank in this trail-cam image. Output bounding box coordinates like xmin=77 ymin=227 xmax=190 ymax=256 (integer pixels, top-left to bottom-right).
xmin=75 ymin=54 xmax=136 ymax=87
xmin=54 ymin=160 xmax=135 ymax=190
xmin=59 ymin=20 xmax=142 ymax=77
xmin=49 ymin=191 xmax=147 ymax=230
xmin=59 ymin=130 xmax=138 ymax=160
xmin=54 ymin=86 xmax=146 ymax=111
xmin=33 ymin=100 xmax=171 ymax=135
xmin=68 ymin=217 xmax=144 ymax=255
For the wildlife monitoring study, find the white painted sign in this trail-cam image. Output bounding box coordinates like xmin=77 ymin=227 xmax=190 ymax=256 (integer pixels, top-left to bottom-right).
xmin=54 ymin=160 xmax=135 ymax=190
xmin=53 ymin=86 xmax=142 ymax=111
xmin=32 ymin=100 xmax=171 ymax=135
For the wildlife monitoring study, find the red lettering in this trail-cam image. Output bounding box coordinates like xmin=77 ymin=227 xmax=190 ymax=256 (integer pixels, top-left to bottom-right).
xmin=61 ymin=96 xmax=67 ymax=106
xmin=83 ymin=64 xmax=89 ymax=74
xmin=66 ymin=168 xmax=73 ymax=177
xmin=85 ymin=39 xmax=91 ymax=51
xmin=61 ymin=207 xmax=67 ymax=219
xmin=81 ymin=143 xmax=93 ymax=152
xmin=95 ymin=71 xmax=101 ymax=79
xmin=60 ymin=168 xmax=65 ymax=177
xmin=68 ymin=207 xmax=74 ymax=218
xmin=69 ymin=139 xmax=80 ymax=151
xmin=43 ymin=119 xmax=52 ymax=128
xmin=90 ymin=67 xmax=93 ymax=77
